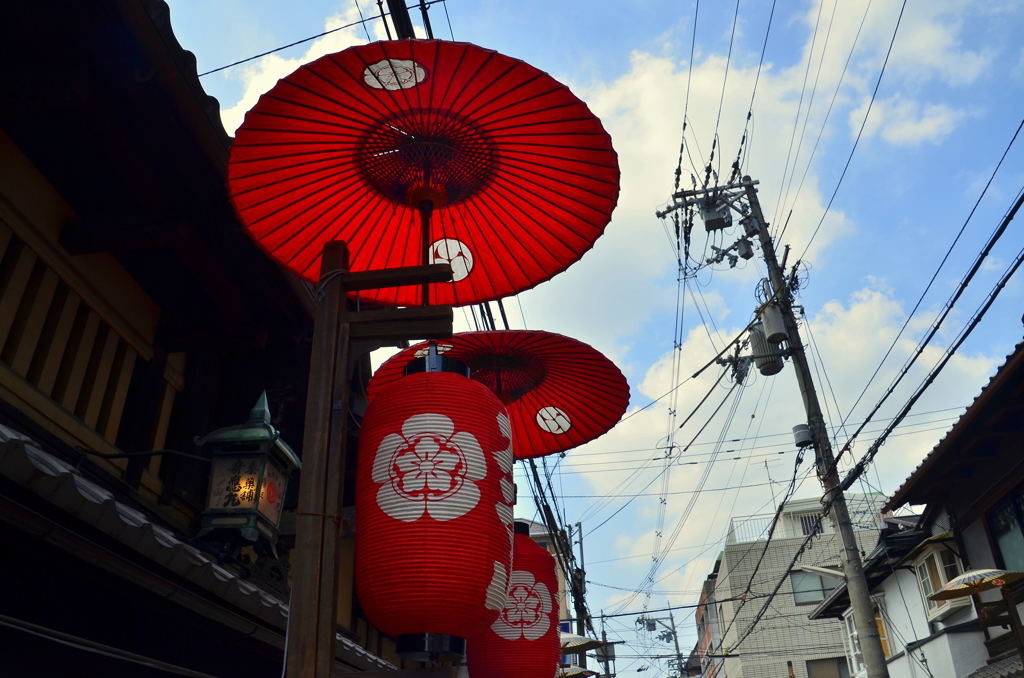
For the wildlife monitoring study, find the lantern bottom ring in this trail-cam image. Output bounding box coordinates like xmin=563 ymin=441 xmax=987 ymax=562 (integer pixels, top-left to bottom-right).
xmin=396 ymin=633 xmax=467 ymax=662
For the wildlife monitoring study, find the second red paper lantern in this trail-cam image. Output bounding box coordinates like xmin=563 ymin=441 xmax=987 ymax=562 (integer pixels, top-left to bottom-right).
xmin=467 ymin=523 xmax=561 ymax=678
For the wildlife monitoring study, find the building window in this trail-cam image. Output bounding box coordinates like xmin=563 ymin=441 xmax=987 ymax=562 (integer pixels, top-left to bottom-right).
xmin=914 ymin=546 xmax=967 ymax=621
xmin=990 ymin=493 xmax=1024 ymax=571
xmin=801 ymin=513 xmax=823 ymax=536
xmin=807 ymin=657 xmax=851 ymax=678
xmin=792 ymin=571 xmax=842 ymax=605
xmin=842 ymin=605 xmax=891 ymax=678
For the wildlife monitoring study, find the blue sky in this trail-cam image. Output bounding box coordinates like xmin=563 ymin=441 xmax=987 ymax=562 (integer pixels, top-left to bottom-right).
xmin=167 ymin=0 xmax=1024 ymax=670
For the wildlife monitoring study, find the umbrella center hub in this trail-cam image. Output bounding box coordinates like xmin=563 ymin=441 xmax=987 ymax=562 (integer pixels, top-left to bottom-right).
xmin=467 ymin=354 xmax=547 ymax=405
xmin=358 ymin=111 xmax=496 ymax=208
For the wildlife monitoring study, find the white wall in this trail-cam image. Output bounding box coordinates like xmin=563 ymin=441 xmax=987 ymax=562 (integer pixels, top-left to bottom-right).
xmin=868 ymin=552 xmax=985 ymax=678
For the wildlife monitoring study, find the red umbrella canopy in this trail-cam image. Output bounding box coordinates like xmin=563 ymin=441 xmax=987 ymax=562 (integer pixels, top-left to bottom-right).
xmin=369 ymin=331 xmax=630 ymax=459
xmin=228 ymin=39 xmax=620 ymax=306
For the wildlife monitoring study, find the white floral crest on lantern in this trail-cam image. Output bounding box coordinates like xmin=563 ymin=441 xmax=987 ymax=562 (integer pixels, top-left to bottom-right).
xmin=494 ymin=413 xmax=515 ymax=473
xmin=491 ymin=570 xmax=552 ymax=641
xmin=485 ymin=561 xmax=509 ymax=611
xmin=372 ymin=413 xmax=486 ymax=521
xmin=494 ymin=412 xmax=516 ymax=543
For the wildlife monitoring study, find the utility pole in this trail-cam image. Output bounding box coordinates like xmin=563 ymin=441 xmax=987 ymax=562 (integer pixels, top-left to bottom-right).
xmin=637 ymin=612 xmax=685 ymax=677
xmin=668 ymin=610 xmax=685 ymax=678
xmin=384 ymin=0 xmax=416 ymax=39
xmin=655 ymin=177 xmax=889 ymax=678
xmin=740 ymin=175 xmax=889 ymax=678
xmin=572 ymin=522 xmax=589 ymax=668
xmin=601 ymin=617 xmax=611 ymax=678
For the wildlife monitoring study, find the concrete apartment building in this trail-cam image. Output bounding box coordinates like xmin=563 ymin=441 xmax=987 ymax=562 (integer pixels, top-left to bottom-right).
xmin=700 ymin=493 xmax=886 ymax=678
xmin=694 ymin=555 xmax=726 ymax=678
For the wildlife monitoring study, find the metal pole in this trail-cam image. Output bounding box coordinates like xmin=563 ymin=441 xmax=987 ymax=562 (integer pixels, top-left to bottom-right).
xmin=384 ymin=0 xmax=416 ymax=39
xmin=669 ymin=610 xmax=685 ymax=678
xmin=574 ymin=522 xmax=588 ymax=668
xmin=741 ymin=176 xmax=889 ymax=678
xmin=601 ymin=617 xmax=611 ymax=678
xmin=418 ymin=0 xmax=435 ymax=38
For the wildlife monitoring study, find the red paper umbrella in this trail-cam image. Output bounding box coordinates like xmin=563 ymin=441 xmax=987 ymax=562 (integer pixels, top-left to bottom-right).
xmin=369 ymin=331 xmax=630 ymax=459
xmin=228 ymin=39 xmax=619 ymax=306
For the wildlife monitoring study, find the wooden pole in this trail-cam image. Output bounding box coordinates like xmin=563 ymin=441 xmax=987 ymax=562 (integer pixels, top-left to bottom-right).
xmin=419 ymin=200 xmax=433 ymax=307
xmin=284 ymin=245 xmax=454 ymax=677
xmin=999 ymin=585 xmax=1024 ymax=662
xmin=288 ymin=241 xmax=350 ymax=678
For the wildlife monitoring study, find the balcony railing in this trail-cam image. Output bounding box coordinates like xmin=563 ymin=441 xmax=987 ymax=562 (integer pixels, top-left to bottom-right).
xmin=725 ymin=503 xmax=883 ymax=545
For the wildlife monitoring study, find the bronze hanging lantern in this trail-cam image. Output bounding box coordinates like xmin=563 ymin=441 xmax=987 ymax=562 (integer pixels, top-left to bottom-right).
xmin=197 ymin=392 xmax=300 ymax=544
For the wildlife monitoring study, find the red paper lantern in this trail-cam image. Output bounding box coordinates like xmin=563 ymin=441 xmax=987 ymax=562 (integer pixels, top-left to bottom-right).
xmin=467 ymin=525 xmax=561 ymax=678
xmin=355 ymin=371 xmax=516 ymax=644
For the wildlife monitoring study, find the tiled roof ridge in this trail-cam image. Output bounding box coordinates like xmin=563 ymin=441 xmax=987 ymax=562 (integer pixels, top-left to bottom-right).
xmin=139 ymin=0 xmax=233 ymax=148
xmin=0 ymin=424 xmax=394 ymax=671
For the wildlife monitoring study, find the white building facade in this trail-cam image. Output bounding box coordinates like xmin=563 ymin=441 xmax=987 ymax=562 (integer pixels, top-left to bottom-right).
xmin=706 ymin=494 xmax=886 ymax=678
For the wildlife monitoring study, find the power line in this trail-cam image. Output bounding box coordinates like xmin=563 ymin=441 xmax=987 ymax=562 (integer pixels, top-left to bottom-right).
xmin=728 ymin=0 xmax=777 ymax=183
xmin=196 ymin=0 xmax=449 ymax=77
xmin=779 ymin=0 xmax=874 ymax=243
xmin=544 ymin=418 xmax=957 ymax=472
xmin=841 ymin=182 xmax=1024 ymax=493
xmin=552 ymin=407 xmax=964 ymax=461
xmin=704 ymin=0 xmax=741 ymax=188
xmin=776 ymin=0 xmax=840 ymax=228
xmin=352 ymin=0 xmax=373 ymax=41
xmin=798 ymin=0 xmax=908 ymax=259
xmin=771 ymin=0 xmax=829 ymax=228
xmin=608 ymin=376 xmax=748 ymax=614
xmin=830 ymin=114 xmax=1024 ymax=469
xmin=0 ymin=612 xmax=221 ymax=678
xmin=672 ymin=0 xmax=701 ymax=195
xmin=576 ymin=367 xmax=731 ymax=525
xmin=582 ymin=374 xmax=738 ymax=531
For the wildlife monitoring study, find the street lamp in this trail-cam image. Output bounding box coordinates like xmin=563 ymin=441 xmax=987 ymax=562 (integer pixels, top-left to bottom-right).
xmin=197 ymin=392 xmax=300 ymax=544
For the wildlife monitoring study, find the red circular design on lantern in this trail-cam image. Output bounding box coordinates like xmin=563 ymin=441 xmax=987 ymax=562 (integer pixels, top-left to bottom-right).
xmin=265 ymin=481 xmax=278 ymax=504
xmin=467 ymin=531 xmax=561 ymax=678
xmin=355 ymin=372 xmax=516 ymax=638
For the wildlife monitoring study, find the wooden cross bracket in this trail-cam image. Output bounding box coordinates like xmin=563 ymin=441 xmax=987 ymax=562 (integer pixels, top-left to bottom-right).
xmin=344 ymin=305 xmax=454 ymax=341
xmin=337 ymin=263 xmax=453 ymax=292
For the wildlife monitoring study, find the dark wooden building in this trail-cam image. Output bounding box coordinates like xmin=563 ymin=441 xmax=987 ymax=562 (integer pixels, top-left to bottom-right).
xmin=0 ymin=1 xmax=402 ymax=674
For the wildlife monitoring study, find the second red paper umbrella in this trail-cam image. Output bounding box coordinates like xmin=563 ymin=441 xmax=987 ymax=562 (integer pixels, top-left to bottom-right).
xmin=369 ymin=330 xmax=630 ymax=459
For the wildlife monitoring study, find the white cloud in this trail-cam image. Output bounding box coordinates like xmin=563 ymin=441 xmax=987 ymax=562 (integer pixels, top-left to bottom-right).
xmin=850 ymin=95 xmax=967 ymax=146
xmin=219 ymin=7 xmax=391 ymax=134
xmin=884 ymin=1 xmax=995 ymax=87
xmin=822 ymin=0 xmax=995 ymax=89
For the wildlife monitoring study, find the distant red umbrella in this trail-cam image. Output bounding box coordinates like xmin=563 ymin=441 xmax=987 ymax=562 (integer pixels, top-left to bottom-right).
xmin=369 ymin=331 xmax=630 ymax=459
xmin=228 ymin=39 xmax=619 ymax=306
